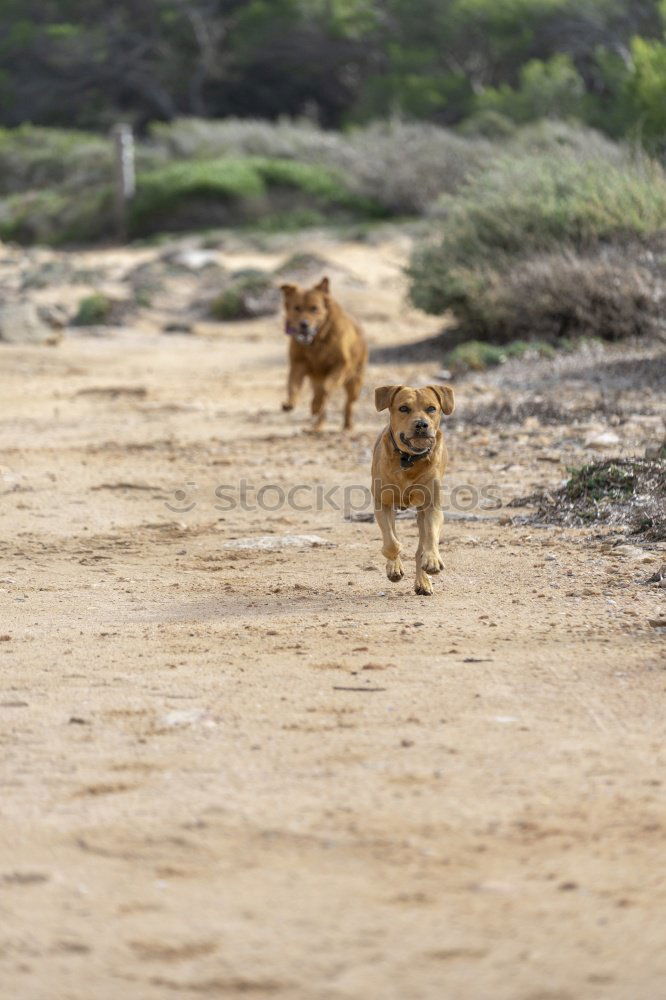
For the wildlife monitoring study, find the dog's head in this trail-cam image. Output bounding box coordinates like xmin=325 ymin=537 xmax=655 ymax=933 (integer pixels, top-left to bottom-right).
xmin=375 ymin=384 xmax=455 ymax=455
xmin=280 ymin=277 xmax=330 ymax=345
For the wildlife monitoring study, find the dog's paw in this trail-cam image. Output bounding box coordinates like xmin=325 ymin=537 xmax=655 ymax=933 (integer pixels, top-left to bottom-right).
xmin=415 ymin=574 xmax=434 ymax=596
xmin=281 ymin=402 xmax=294 ymax=412
xmin=421 ymin=552 xmax=444 ymax=576
xmin=386 ymin=558 xmax=404 ymax=583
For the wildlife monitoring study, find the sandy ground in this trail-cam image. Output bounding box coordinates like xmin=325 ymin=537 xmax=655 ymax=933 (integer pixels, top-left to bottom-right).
xmin=1 ymin=234 xmax=665 ymax=1000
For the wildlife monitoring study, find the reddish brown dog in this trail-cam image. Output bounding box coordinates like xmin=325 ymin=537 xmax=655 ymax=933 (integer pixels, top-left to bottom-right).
xmin=280 ymin=277 xmax=367 ymax=431
xmin=371 ymin=384 xmax=455 ymax=595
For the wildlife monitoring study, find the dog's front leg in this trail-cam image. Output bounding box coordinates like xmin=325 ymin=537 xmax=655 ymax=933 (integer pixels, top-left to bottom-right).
xmin=376 ymin=505 xmax=403 ymax=582
xmin=415 ymin=505 xmax=444 ymax=595
xmin=283 ymin=362 xmax=306 ymax=412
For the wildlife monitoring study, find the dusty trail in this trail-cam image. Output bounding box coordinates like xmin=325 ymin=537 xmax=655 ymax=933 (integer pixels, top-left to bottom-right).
xmin=0 ymin=236 xmax=664 ymax=1000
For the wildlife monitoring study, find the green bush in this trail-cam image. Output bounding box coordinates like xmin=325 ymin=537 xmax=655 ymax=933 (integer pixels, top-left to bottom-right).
xmin=475 ymin=54 xmax=586 ymax=125
xmin=408 ymin=152 xmax=666 ymax=340
xmin=210 ymin=272 xmax=279 ymax=320
xmin=458 ymin=110 xmax=517 ymax=140
xmin=72 ymin=293 xmax=113 ymax=326
xmin=129 ymin=156 xmax=383 ymax=236
xmin=0 ymin=186 xmax=114 ymax=245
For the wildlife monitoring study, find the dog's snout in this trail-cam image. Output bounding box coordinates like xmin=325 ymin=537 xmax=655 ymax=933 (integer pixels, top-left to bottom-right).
xmin=299 ymin=320 xmax=309 ymax=332
xmin=414 ymin=418 xmax=429 ymax=432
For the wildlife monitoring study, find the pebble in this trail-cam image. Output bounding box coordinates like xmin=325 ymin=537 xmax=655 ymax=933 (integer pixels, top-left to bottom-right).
xmin=163 ymin=708 xmax=211 ymax=727
xmin=585 ymin=430 xmax=621 ymax=449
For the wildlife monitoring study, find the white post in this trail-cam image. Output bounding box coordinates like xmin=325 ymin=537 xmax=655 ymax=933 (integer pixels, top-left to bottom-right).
xmin=112 ymin=123 xmax=135 ymax=242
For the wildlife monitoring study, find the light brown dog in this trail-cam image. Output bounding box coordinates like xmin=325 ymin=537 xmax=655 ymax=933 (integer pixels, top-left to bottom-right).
xmin=280 ymin=277 xmax=367 ymax=431
xmin=371 ymin=384 xmax=455 ymax=595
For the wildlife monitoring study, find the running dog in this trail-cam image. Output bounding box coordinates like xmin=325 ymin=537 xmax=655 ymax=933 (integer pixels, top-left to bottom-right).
xmin=371 ymin=384 xmax=455 ymax=595
xmin=280 ymin=277 xmax=367 ymax=431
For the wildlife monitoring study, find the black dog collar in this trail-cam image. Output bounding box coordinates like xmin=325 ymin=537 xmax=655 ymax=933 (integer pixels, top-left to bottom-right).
xmin=389 ymin=429 xmax=431 ymax=469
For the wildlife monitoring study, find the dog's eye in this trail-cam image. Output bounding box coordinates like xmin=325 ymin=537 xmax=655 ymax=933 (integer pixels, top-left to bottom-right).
xmin=398 ymin=405 xmax=410 ymax=413
xmin=426 ymin=406 xmax=437 ymax=413
xmin=309 ymin=306 xmax=318 ymax=313
xmin=293 ymin=306 xmax=301 ymax=312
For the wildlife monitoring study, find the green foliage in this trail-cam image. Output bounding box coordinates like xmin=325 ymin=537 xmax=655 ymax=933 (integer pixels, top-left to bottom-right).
xmin=253 ymin=158 xmax=355 ymax=200
xmin=475 ymin=54 xmax=586 ymax=123
xmin=457 ymin=110 xmax=517 ymax=139
xmin=625 ymin=36 xmax=666 ymax=148
xmin=132 ymin=159 xmax=266 ymax=221
xmin=72 ymin=293 xmax=113 ymax=326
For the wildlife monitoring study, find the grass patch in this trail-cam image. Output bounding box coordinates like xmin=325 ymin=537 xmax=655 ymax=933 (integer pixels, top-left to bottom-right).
xmin=445 ymin=338 xmax=555 ymax=372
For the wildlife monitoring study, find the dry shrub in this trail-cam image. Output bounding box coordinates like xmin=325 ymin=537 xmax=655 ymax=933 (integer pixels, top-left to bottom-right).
xmin=512 ymin=458 xmax=666 ymax=541
xmin=471 ymin=249 xmax=665 ymax=343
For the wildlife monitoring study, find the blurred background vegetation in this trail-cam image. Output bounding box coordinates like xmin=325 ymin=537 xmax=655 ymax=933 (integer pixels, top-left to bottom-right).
xmin=2 ymin=0 xmax=666 ymax=143
xmin=1 ymin=0 xmax=666 ymax=346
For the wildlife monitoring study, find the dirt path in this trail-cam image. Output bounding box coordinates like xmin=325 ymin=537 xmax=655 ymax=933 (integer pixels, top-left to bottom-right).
xmin=1 ymin=237 xmax=664 ymax=1000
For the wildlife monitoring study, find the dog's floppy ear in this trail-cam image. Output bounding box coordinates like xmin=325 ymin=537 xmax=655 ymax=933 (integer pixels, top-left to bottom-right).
xmin=375 ymin=385 xmax=402 ymax=412
xmin=280 ymin=283 xmax=297 ymax=299
xmin=428 ymin=384 xmax=455 ymax=415
xmin=315 ymin=276 xmax=330 ymax=294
